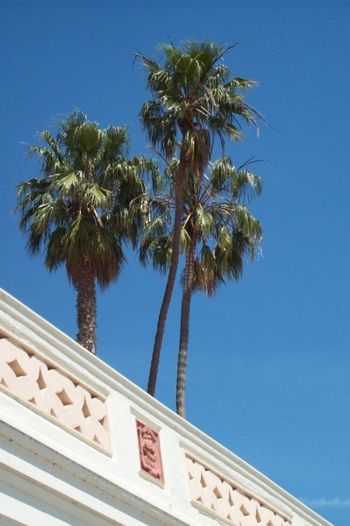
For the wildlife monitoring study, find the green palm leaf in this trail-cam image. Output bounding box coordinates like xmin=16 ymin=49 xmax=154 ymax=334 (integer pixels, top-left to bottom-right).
xmin=138 ymin=40 xmax=261 ymax=404
xmin=17 ymin=111 xmax=158 ymax=353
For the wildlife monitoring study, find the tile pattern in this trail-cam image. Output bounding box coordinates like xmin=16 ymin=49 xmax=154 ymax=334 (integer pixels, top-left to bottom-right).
xmin=0 ymin=335 xmax=110 ymax=450
xmin=136 ymin=420 xmax=164 ymax=483
xmin=185 ymin=454 xmax=291 ymax=526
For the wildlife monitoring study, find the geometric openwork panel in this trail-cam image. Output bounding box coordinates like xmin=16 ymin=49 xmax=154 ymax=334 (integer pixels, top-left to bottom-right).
xmin=0 ymin=335 xmax=110 ymax=451
xmin=185 ymin=454 xmax=291 ymax=526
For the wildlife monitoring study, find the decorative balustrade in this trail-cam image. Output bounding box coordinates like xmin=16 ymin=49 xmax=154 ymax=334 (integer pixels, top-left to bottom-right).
xmin=0 ymin=334 xmax=110 ymax=451
xmin=185 ymin=454 xmax=292 ymax=526
xmin=0 ymin=290 xmax=332 ymax=526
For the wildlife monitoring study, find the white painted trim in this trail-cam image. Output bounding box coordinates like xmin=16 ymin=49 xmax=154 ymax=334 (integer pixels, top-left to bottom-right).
xmin=0 ymin=420 xmax=195 ymax=526
xmin=0 ymin=289 xmax=332 ymax=526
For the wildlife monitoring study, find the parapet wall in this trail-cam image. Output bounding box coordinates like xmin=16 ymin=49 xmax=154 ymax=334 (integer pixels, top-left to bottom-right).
xmin=0 ymin=289 xmax=332 ymax=526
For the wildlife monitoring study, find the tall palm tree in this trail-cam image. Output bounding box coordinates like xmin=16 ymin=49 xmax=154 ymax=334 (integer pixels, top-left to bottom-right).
xmin=139 ymin=158 xmax=262 ymax=417
xmin=176 ymin=158 xmax=262 ymax=417
xmin=138 ymin=41 xmax=259 ymax=396
xmin=17 ymin=111 xmax=158 ymax=354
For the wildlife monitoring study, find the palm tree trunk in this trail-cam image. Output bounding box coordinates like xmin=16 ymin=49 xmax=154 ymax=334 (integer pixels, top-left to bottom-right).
xmin=75 ymin=267 xmax=97 ymax=354
xmin=176 ymin=238 xmax=196 ymax=417
xmin=147 ymin=152 xmax=187 ymax=396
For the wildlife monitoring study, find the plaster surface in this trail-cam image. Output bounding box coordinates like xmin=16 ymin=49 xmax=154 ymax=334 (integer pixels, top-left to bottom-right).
xmin=0 ymin=289 xmax=332 ymax=526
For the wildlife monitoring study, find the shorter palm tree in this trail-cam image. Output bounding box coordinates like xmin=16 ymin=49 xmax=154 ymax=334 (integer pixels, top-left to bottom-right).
xmin=17 ymin=111 xmax=158 ymax=354
xmin=140 ymin=158 xmax=262 ymax=416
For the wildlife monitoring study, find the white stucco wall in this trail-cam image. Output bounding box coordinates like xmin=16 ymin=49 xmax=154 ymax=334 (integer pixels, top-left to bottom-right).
xmin=0 ymin=289 xmax=332 ymax=526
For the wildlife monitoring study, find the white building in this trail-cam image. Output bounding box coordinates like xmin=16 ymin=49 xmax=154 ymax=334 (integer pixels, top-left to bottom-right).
xmin=0 ymin=289 xmax=331 ymax=526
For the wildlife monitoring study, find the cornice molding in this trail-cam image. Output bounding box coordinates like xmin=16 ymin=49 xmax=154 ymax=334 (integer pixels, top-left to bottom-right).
xmin=0 ymin=289 xmax=332 ymax=526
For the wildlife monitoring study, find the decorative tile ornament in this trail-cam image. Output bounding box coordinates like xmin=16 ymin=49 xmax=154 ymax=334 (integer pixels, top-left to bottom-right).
xmin=136 ymin=420 xmax=164 ymax=484
xmin=185 ymin=454 xmax=291 ymax=526
xmin=0 ymin=334 xmax=110 ymax=451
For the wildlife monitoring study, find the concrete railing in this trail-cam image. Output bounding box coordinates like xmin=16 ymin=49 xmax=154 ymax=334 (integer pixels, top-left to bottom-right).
xmin=0 ymin=289 xmax=332 ymax=526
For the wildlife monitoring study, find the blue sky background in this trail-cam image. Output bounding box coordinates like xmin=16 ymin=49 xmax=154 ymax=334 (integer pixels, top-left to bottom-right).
xmin=1 ymin=1 xmax=349 ymax=524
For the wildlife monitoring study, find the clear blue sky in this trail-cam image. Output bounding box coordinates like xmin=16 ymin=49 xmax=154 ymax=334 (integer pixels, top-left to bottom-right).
xmin=1 ymin=1 xmax=349 ymax=524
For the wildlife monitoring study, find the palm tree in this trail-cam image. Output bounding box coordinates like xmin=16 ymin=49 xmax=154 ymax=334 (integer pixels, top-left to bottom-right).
xmin=138 ymin=41 xmax=259 ymax=396
xmin=17 ymin=111 xmax=158 ymax=354
xmin=176 ymin=158 xmax=262 ymax=417
xmin=139 ymin=158 xmax=262 ymax=417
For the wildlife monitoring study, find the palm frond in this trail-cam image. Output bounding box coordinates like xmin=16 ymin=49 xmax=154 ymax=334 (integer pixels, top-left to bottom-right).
xmin=17 ymin=111 xmax=158 ymax=288
xmin=139 ymin=40 xmax=260 ymax=163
